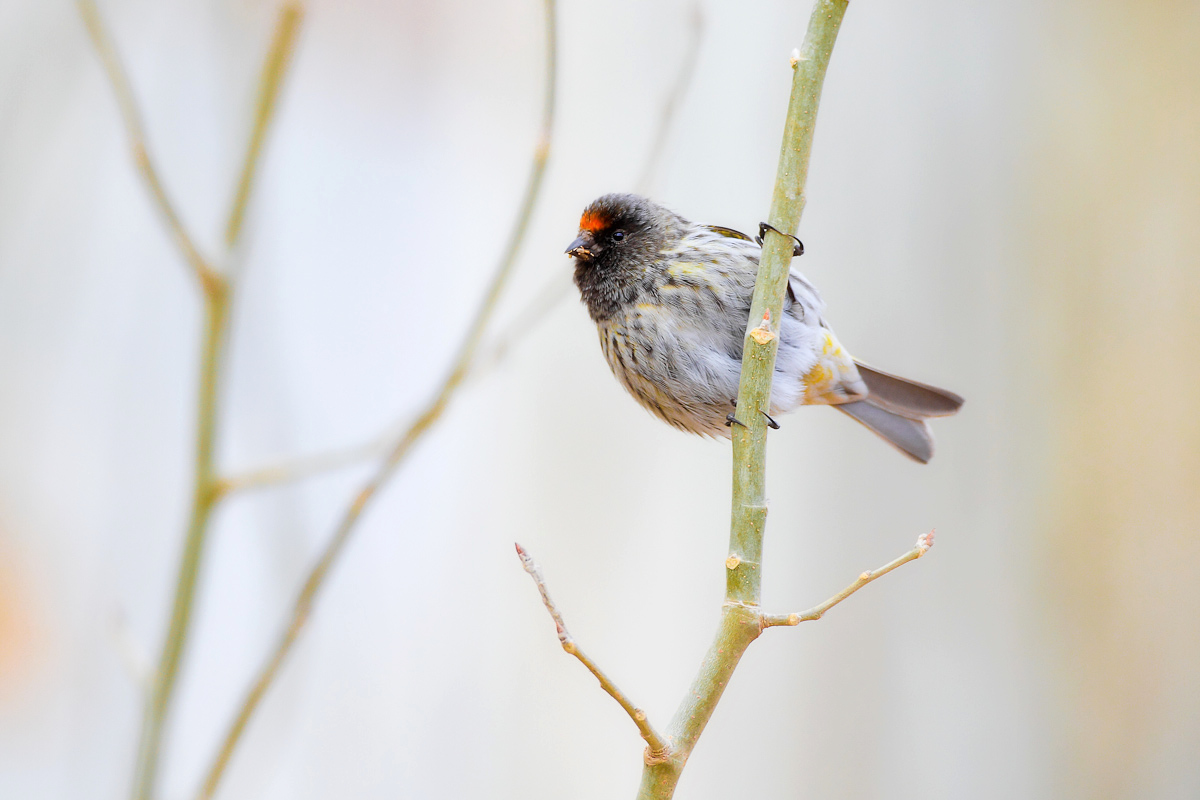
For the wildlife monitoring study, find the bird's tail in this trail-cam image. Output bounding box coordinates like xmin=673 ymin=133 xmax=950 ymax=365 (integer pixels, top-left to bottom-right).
xmin=834 ymin=362 xmax=964 ymax=464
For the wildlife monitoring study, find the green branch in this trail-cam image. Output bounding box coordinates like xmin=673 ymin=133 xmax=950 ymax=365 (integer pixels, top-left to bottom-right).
xmin=636 ymin=3 xmax=850 ymax=796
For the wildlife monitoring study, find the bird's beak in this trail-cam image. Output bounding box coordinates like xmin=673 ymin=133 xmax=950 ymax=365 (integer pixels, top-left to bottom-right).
xmin=565 ymin=232 xmax=594 ymax=260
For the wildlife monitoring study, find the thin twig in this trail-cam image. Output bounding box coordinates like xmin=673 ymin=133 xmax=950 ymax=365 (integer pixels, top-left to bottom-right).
xmin=77 ymin=0 xmax=222 ymax=295
xmin=635 ymin=4 xmax=703 ymax=193
xmin=225 ymin=2 xmax=304 ymax=250
xmin=215 ymin=429 xmax=393 ymax=497
xmin=81 ymin=4 xmax=305 ymax=797
xmin=516 ymin=544 xmax=670 ymax=762
xmin=762 ymin=532 xmax=935 ymax=628
xmin=475 ymin=6 xmax=705 ymax=378
xmin=203 ymin=0 xmax=699 ymax=500
xmin=193 ymin=3 xmax=558 ymax=796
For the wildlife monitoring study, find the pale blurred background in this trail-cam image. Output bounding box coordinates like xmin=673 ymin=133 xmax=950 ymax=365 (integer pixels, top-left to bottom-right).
xmin=2 ymin=0 xmax=1198 ymax=798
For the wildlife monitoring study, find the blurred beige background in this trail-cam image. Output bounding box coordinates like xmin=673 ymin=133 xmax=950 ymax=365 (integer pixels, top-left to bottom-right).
xmin=1 ymin=0 xmax=1198 ymax=798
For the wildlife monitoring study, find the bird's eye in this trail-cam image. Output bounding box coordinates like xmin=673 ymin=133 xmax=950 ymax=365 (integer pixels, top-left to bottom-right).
xmin=612 ymin=229 xmax=626 ymax=242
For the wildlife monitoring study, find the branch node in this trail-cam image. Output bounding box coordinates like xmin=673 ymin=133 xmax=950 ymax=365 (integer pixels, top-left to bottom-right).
xmin=789 ymin=48 xmax=802 ymax=68
xmin=749 ymin=327 xmax=777 ymax=346
xmin=748 ymin=309 xmax=777 ymax=346
xmin=644 ymin=744 xmax=673 ymax=766
xmin=725 ymin=554 xmax=742 ymax=570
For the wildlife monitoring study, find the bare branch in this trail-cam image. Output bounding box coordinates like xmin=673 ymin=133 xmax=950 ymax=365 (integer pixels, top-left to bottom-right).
xmin=224 ymin=2 xmax=305 ymax=251
xmin=635 ymin=3 xmax=704 ymax=193
xmin=215 ymin=429 xmax=393 ymax=497
xmin=210 ymin=0 xmax=701 ymax=500
xmin=194 ymin=3 xmax=559 ymax=796
xmin=81 ymin=4 xmax=306 ymax=797
xmin=76 ymin=0 xmax=223 ymax=295
xmin=516 ymin=544 xmax=670 ymax=763
xmin=474 ymin=6 xmax=705 ymax=377
xmin=762 ymin=532 xmax=935 ymax=628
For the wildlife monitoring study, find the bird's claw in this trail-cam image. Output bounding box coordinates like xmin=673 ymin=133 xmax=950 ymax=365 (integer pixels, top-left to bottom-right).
xmin=727 ymin=399 xmax=778 ymax=430
xmin=755 ymin=222 xmax=804 ymax=257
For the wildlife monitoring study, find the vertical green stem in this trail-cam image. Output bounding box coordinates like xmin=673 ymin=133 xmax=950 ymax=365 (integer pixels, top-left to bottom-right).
xmin=132 ymin=282 xmax=231 ymax=800
xmin=727 ymin=0 xmax=848 ymax=605
xmin=636 ymin=2 xmax=849 ymax=797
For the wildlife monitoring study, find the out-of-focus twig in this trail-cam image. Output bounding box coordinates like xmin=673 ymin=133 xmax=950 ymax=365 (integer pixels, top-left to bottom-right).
xmin=762 ymin=532 xmax=935 ymax=628
xmin=193 ymin=3 xmax=558 ymax=797
xmin=77 ymin=0 xmax=222 ymax=295
xmin=516 ymin=544 xmax=670 ymax=762
xmin=474 ymin=4 xmax=704 ymax=379
xmin=635 ymin=4 xmax=703 ymax=193
xmin=78 ymin=4 xmax=305 ymax=799
xmin=202 ymin=2 xmax=700 ymax=498
xmin=131 ymin=255 xmax=231 ymax=800
xmin=225 ymin=2 xmax=304 ymax=250
xmin=215 ymin=428 xmax=393 ymax=497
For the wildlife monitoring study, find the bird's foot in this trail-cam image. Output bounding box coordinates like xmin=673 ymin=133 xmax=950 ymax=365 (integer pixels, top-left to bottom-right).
xmin=756 ymin=222 xmax=804 ymax=257
xmin=726 ymin=399 xmax=779 ymax=430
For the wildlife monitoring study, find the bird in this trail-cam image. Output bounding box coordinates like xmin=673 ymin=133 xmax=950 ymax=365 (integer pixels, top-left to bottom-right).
xmin=564 ymin=193 xmax=963 ymax=463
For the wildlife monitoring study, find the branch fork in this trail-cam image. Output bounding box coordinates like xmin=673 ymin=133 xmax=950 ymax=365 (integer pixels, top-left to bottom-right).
xmin=82 ymin=0 xmax=557 ymax=797
xmin=518 ymin=6 xmax=945 ymax=798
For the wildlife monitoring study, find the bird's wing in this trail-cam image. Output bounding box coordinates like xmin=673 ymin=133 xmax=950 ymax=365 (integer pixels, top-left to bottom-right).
xmin=785 ymin=268 xmax=827 ymax=327
xmin=700 ymin=224 xmax=755 ymax=242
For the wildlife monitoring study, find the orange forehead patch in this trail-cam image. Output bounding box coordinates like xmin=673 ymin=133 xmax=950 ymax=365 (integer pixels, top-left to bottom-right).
xmin=579 ymin=209 xmax=612 ymax=232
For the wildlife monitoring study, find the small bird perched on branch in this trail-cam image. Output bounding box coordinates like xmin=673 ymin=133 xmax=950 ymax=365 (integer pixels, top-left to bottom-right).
xmin=565 ymin=193 xmax=962 ymax=463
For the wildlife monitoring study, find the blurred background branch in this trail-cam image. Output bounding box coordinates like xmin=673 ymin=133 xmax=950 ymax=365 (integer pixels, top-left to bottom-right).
xmin=473 ymin=1 xmax=705 ymax=378
xmin=213 ymin=0 xmax=707 ymax=496
xmin=195 ymin=2 xmax=558 ymax=796
xmin=77 ymin=0 xmax=220 ymax=292
xmin=80 ymin=3 xmax=303 ymax=798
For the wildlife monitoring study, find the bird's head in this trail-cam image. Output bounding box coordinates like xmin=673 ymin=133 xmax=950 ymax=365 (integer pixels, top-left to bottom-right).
xmin=565 ymin=193 xmax=665 ymax=269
